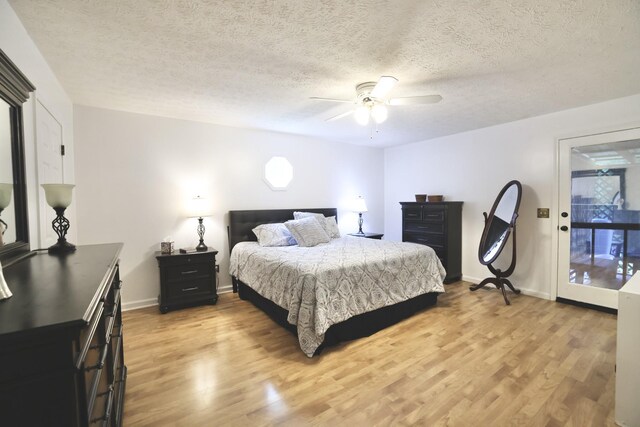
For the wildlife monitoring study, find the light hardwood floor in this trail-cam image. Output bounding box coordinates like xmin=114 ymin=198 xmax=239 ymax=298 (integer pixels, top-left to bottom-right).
xmin=122 ymin=282 xmax=617 ymax=426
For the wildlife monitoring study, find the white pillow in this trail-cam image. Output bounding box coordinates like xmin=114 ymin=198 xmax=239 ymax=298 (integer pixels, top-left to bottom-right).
xmin=324 ymin=216 xmax=340 ymax=238
xmin=293 ymin=211 xmax=340 ymax=238
xmin=284 ymin=216 xmax=331 ymax=247
xmin=252 ymin=223 xmax=297 ymax=247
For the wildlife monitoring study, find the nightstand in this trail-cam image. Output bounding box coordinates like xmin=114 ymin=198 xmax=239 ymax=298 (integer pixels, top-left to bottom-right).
xmin=348 ymin=232 xmax=384 ymax=240
xmin=155 ymin=247 xmax=218 ymax=313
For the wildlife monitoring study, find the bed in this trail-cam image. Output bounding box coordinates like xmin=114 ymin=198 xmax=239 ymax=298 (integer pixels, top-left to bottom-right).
xmin=228 ymin=208 xmax=446 ymax=357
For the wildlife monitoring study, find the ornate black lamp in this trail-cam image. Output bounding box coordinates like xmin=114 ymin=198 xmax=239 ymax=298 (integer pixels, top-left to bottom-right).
xmin=41 ymin=184 xmax=76 ymax=254
xmin=188 ymin=195 xmax=212 ymax=252
xmin=352 ymin=196 xmax=368 ymax=235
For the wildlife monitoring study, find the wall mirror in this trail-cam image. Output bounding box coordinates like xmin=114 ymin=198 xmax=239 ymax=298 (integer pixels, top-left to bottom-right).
xmin=471 ymin=180 xmax=522 ymax=305
xmin=0 ymin=49 xmax=35 ymax=265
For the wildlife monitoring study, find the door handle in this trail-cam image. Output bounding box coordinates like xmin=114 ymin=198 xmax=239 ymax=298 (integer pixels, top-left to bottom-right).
xmin=561 ymin=212 xmax=568 ymax=218
xmin=560 ymin=225 xmax=569 ymax=231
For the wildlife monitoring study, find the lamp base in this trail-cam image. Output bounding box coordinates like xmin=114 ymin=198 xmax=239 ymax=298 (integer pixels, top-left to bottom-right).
xmin=48 ymin=240 xmax=76 ymax=254
xmin=195 ymin=241 xmax=208 ymax=252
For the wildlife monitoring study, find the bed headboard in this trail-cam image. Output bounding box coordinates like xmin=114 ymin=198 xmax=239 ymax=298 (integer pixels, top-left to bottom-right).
xmin=228 ymin=208 xmax=338 ymax=252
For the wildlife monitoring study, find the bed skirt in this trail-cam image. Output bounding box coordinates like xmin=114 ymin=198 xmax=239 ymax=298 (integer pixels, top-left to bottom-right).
xmin=234 ymin=277 xmax=439 ymax=356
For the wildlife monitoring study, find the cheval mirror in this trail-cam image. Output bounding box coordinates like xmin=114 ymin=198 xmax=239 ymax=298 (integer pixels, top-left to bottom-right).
xmin=0 ymin=48 xmax=35 ymax=266
xmin=470 ymin=180 xmax=522 ymax=305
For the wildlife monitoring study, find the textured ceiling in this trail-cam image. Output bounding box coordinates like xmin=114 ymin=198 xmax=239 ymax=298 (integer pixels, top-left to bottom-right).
xmin=8 ymin=0 xmax=640 ymax=147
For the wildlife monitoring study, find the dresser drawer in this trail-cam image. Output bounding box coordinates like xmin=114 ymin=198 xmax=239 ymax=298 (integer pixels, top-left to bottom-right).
xmin=88 ymin=367 xmax=112 ymax=425
xmin=404 ymin=232 xmax=445 ymax=247
xmin=404 ymin=221 xmax=445 ymax=234
xmin=402 ymin=206 xmax=422 ymax=220
xmin=166 ymin=262 xmax=211 ymax=282
xmin=403 ymin=205 xmax=446 ymax=221
xmin=421 ymin=207 xmax=445 ymax=222
xmin=166 ymin=277 xmax=213 ymax=299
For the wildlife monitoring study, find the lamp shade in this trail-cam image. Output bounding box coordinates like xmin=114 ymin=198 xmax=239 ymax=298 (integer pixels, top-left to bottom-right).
xmin=41 ymin=184 xmax=75 ymax=208
xmin=371 ymin=104 xmax=388 ymax=124
xmin=352 ymin=196 xmax=368 ymax=213
xmin=0 ymin=183 xmax=12 ymax=210
xmin=354 ymin=106 xmax=370 ymax=126
xmin=187 ymin=195 xmax=212 ymax=218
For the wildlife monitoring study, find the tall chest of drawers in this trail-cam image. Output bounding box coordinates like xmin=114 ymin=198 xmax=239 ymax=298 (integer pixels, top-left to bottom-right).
xmin=0 ymin=243 xmax=127 ymax=426
xmin=400 ymin=202 xmax=463 ymax=283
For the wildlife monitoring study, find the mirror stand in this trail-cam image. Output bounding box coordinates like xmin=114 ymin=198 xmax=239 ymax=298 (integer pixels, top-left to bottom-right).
xmin=470 ymin=214 xmax=521 ymax=305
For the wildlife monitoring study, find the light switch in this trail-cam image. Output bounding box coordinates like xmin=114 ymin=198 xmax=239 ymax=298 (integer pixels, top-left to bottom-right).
xmin=537 ymin=208 xmax=550 ymax=218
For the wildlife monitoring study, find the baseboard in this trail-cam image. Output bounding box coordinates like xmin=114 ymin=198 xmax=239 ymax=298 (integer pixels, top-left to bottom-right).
xmin=122 ymin=298 xmax=157 ymax=312
xmin=122 ymin=286 xmax=234 ymax=312
xmin=218 ymin=284 xmax=233 ymax=294
xmin=462 ymin=275 xmax=551 ymax=300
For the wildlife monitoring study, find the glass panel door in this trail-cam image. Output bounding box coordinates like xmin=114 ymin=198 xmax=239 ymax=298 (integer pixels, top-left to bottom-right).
xmin=558 ymin=127 xmax=640 ymax=309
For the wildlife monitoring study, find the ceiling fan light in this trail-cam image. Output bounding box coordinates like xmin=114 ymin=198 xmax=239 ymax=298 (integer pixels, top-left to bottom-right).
xmin=354 ymin=106 xmax=370 ymax=126
xmin=371 ymin=104 xmax=388 ymax=123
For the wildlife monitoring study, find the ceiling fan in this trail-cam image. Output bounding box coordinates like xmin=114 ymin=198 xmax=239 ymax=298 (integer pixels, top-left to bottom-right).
xmin=311 ymin=76 xmax=442 ymax=126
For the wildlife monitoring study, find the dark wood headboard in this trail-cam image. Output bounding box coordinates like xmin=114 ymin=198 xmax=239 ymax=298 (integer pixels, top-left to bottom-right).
xmin=228 ymin=208 xmax=338 ymax=253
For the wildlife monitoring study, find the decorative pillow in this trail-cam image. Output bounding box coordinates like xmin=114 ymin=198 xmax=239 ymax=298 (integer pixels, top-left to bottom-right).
xmin=325 ymin=216 xmax=340 ymax=238
xmin=284 ymin=216 xmax=331 ymax=247
xmin=252 ymin=223 xmax=297 ymax=247
xmin=293 ymin=211 xmax=340 ymax=238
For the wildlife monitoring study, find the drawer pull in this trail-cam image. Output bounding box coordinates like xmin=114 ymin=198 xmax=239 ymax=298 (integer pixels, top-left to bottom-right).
xmin=76 ymin=303 xmax=105 ymax=369
xmin=181 ymin=269 xmax=198 ymax=275
xmin=86 ymin=343 xmax=109 ymax=371
xmin=91 ymin=386 xmax=114 ymax=424
xmin=182 ymin=286 xmax=199 ymax=292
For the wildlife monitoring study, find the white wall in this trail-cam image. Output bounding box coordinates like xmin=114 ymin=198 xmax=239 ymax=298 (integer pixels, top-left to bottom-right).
xmin=384 ymin=93 xmax=640 ymax=299
xmin=74 ymin=105 xmax=384 ymax=309
xmin=0 ymin=0 xmax=75 ymax=246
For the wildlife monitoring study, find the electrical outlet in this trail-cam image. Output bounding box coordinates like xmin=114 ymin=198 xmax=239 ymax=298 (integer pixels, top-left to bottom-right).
xmin=215 ymin=264 xmax=220 ymax=273
xmin=537 ymin=208 xmax=550 ymax=219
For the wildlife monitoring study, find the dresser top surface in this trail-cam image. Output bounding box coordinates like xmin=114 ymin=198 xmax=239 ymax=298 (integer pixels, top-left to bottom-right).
xmin=0 ymin=243 xmax=123 ymax=338
xmin=399 ymin=201 xmax=464 ymax=205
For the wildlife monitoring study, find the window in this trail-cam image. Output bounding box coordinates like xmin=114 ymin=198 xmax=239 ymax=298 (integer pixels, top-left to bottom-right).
xmin=264 ymin=156 xmax=293 ymax=190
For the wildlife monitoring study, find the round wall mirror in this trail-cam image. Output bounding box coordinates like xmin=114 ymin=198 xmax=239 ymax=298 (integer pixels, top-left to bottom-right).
xmin=478 ymin=180 xmax=522 ymax=265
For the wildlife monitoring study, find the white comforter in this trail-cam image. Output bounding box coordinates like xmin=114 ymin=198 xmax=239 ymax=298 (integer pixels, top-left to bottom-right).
xmin=229 ymin=236 xmax=446 ymax=356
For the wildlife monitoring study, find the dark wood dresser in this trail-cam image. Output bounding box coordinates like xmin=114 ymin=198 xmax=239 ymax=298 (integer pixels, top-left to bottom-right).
xmin=156 ymin=247 xmax=218 ymax=313
xmin=0 ymin=243 xmax=126 ymax=426
xmin=400 ymin=201 xmax=463 ymax=283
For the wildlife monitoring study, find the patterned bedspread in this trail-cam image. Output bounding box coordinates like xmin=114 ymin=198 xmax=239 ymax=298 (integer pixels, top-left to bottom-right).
xmin=229 ymin=236 xmax=446 ymax=357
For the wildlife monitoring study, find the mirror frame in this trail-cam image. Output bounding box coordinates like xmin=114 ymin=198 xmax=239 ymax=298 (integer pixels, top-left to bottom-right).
xmin=478 ymin=180 xmax=522 ymax=266
xmin=0 ymin=49 xmax=35 ymax=265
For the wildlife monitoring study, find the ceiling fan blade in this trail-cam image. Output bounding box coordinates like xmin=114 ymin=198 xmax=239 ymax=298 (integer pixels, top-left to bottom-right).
xmin=310 ymin=97 xmax=353 ymax=103
xmin=389 ymin=95 xmax=443 ymax=106
xmin=370 ymin=76 xmax=398 ymax=99
xmin=325 ymin=110 xmax=354 ymax=122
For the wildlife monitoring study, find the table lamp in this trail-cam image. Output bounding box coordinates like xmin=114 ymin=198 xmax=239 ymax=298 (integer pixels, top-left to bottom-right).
xmin=352 ymin=196 xmax=368 ymax=235
xmin=41 ymin=183 xmax=76 ymax=254
xmin=188 ymin=195 xmax=212 ymax=251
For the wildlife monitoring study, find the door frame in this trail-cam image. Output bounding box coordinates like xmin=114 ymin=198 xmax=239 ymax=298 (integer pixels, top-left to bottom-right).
xmin=554 ymin=124 xmax=640 ymax=308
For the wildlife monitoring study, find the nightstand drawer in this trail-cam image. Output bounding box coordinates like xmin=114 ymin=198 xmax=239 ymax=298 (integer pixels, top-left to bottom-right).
xmin=166 ymin=263 xmax=211 ymax=281
xmin=166 ymin=277 xmax=213 ymax=299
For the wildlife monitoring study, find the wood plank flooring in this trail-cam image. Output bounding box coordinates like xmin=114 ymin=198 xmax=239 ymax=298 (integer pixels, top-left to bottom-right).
xmin=122 ymin=282 xmax=617 ymax=426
